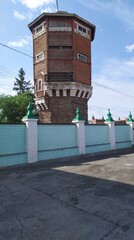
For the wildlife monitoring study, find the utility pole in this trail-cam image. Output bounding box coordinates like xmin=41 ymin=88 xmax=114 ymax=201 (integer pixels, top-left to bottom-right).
xmin=56 ymin=0 xmax=59 ymax=11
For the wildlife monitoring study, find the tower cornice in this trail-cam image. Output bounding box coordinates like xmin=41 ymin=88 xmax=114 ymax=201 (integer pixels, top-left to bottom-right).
xmin=28 ymin=12 xmax=96 ymax=41
xmin=44 ymin=82 xmax=92 ymax=99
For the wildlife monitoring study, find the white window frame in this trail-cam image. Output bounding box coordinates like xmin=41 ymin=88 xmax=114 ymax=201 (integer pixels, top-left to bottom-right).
xmin=77 ymin=24 xmax=87 ymax=34
xmin=77 ymin=53 xmax=88 ymax=63
xmin=37 ymin=78 xmax=43 ymax=91
xmin=33 ymin=22 xmax=46 ymax=38
xmin=38 ymin=80 xmax=42 ymax=90
xmin=74 ymin=22 xmax=90 ymax=39
xmin=35 ymin=52 xmax=44 ymax=63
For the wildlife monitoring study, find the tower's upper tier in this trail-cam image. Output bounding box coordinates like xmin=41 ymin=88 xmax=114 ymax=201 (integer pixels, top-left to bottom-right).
xmin=28 ymin=11 xmax=96 ymax=41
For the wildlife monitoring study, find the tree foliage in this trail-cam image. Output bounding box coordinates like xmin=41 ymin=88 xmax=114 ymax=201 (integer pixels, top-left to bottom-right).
xmin=0 ymin=68 xmax=35 ymax=123
xmin=13 ymin=68 xmax=32 ymax=94
xmin=0 ymin=93 xmax=30 ymax=123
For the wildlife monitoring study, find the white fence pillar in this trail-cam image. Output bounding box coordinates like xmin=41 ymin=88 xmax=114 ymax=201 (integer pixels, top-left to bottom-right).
xmin=126 ymin=112 xmax=134 ymax=145
xmin=72 ymin=108 xmax=85 ymax=154
xmin=105 ymin=109 xmax=116 ymax=150
xmin=22 ymin=100 xmax=38 ymax=163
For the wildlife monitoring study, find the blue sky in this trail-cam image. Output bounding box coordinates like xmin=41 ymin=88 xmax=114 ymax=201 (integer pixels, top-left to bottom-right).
xmin=1 ymin=0 xmax=134 ymax=120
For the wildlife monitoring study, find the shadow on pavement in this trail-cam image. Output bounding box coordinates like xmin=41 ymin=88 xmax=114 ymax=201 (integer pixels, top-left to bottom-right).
xmin=0 ymin=153 xmax=134 ymax=239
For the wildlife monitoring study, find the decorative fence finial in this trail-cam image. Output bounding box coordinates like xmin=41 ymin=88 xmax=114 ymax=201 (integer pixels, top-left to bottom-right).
xmin=127 ymin=111 xmax=134 ymax=122
xmin=105 ymin=109 xmax=114 ymax=123
xmin=72 ymin=107 xmax=84 ymax=122
xmin=22 ymin=96 xmax=38 ymax=120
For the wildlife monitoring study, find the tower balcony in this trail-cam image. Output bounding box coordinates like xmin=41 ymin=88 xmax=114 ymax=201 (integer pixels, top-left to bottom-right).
xmin=35 ymin=81 xmax=92 ymax=99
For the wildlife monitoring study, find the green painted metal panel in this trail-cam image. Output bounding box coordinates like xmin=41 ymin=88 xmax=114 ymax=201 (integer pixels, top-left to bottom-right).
xmin=0 ymin=124 xmax=27 ymax=166
xmin=86 ymin=144 xmax=110 ymax=154
xmin=38 ymin=125 xmax=77 ymax=150
xmin=0 ymin=154 xmax=27 ymax=167
xmin=115 ymin=125 xmax=131 ymax=142
xmin=85 ymin=125 xmax=109 ymax=145
xmin=37 ymin=124 xmax=78 ymax=160
xmin=115 ymin=125 xmax=131 ymax=149
xmin=38 ymin=147 xmax=79 ymax=161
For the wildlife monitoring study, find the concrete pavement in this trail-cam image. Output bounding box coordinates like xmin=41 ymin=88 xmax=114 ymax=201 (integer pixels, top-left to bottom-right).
xmin=1 ymin=152 xmax=134 ymax=239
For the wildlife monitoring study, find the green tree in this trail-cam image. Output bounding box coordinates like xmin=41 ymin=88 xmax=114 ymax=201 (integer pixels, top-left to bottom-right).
xmin=13 ymin=68 xmax=32 ymax=94
xmin=0 ymin=93 xmax=30 ymax=123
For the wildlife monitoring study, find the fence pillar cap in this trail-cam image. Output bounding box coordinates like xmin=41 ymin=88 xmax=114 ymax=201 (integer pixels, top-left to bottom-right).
xmin=126 ymin=111 xmax=134 ymax=123
xmin=72 ymin=108 xmax=85 ymax=123
xmin=105 ymin=109 xmax=114 ymax=123
xmin=22 ymin=99 xmax=38 ymax=121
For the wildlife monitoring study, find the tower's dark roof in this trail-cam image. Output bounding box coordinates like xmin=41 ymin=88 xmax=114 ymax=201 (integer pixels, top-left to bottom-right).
xmin=28 ymin=11 xmax=96 ymax=41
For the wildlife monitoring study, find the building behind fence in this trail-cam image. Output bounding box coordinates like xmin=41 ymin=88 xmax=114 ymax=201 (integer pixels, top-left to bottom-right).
xmin=0 ymin=108 xmax=134 ymax=167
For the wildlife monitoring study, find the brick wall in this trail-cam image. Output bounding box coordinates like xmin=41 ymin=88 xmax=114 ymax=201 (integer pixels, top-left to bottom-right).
xmin=38 ymin=111 xmax=52 ymax=123
xmin=37 ymin=96 xmax=88 ymax=124
xmin=34 ymin=33 xmax=48 ymax=79
xmin=48 ymin=32 xmax=72 ymax=46
xmin=73 ymin=32 xmax=91 ymax=85
xmin=49 ymin=59 xmax=74 ymax=72
xmin=49 ymin=49 xmax=73 ymax=60
xmin=34 ymin=33 xmax=47 ymax=56
xmin=33 ymin=14 xmax=93 ymax=124
xmin=34 ymin=60 xmax=47 ymax=79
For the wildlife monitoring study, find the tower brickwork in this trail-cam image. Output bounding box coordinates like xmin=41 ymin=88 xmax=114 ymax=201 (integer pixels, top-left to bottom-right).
xmin=28 ymin=12 xmax=95 ymax=123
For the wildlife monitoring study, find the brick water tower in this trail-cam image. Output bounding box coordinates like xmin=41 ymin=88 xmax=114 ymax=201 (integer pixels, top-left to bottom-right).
xmin=28 ymin=11 xmax=95 ymax=123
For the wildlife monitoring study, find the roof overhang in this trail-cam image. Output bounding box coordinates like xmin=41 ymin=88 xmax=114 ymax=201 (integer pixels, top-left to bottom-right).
xmin=28 ymin=11 xmax=96 ymax=41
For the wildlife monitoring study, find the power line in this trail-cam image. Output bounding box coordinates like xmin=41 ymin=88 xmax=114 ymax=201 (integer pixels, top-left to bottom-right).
xmin=34 ymin=65 xmax=134 ymax=99
xmin=89 ymin=106 xmax=107 ymax=116
xmin=93 ymin=81 xmax=134 ymax=98
xmin=90 ymin=105 xmax=108 ymax=110
xmin=34 ymin=66 xmax=134 ymax=99
xmin=0 ymin=72 xmax=14 ymax=80
xmin=0 ymin=65 xmax=18 ymax=76
xmin=0 ymin=66 xmax=17 ymax=80
xmin=0 ymin=41 xmax=133 ymax=99
xmin=0 ymin=69 xmax=16 ymax=79
xmin=1 ymin=60 xmax=134 ymax=101
xmin=0 ymin=65 xmax=32 ymax=82
xmin=89 ymin=106 xmax=125 ymax=119
xmin=1 ymin=40 xmax=134 ymax=100
xmin=0 ymin=42 xmax=33 ymax=59
xmin=56 ymin=0 xmax=59 ymax=11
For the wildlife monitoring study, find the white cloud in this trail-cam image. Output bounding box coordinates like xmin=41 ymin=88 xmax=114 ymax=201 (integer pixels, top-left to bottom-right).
xmin=41 ymin=6 xmax=56 ymax=13
xmin=76 ymin=0 xmax=134 ymax=29
xmin=99 ymin=58 xmax=134 ymax=81
xmin=89 ymin=57 xmax=134 ymax=119
xmin=125 ymin=44 xmax=134 ymax=53
xmin=0 ymin=87 xmax=15 ymax=96
xmin=76 ymin=0 xmax=112 ymax=12
xmin=17 ymin=0 xmax=55 ymax=9
xmin=8 ymin=36 xmax=32 ymax=48
xmin=13 ymin=10 xmax=26 ymax=20
xmin=13 ymin=10 xmax=33 ymax=20
xmin=0 ymin=77 xmax=16 ymax=96
xmin=115 ymin=1 xmax=134 ymax=29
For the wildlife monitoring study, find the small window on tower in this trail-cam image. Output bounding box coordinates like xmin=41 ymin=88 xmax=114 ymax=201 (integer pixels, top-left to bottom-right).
xmin=77 ymin=53 xmax=88 ymax=63
xmin=33 ymin=22 xmax=46 ymax=38
xmin=36 ymin=25 xmax=43 ymax=33
xmin=78 ymin=25 xmax=86 ymax=34
xmin=38 ymin=80 xmax=42 ymax=90
xmin=35 ymin=52 xmax=44 ymax=62
xmin=74 ymin=22 xmax=90 ymax=39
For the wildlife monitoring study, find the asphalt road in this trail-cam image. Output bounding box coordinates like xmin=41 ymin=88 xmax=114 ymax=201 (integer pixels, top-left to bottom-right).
xmin=0 ymin=152 xmax=134 ymax=240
